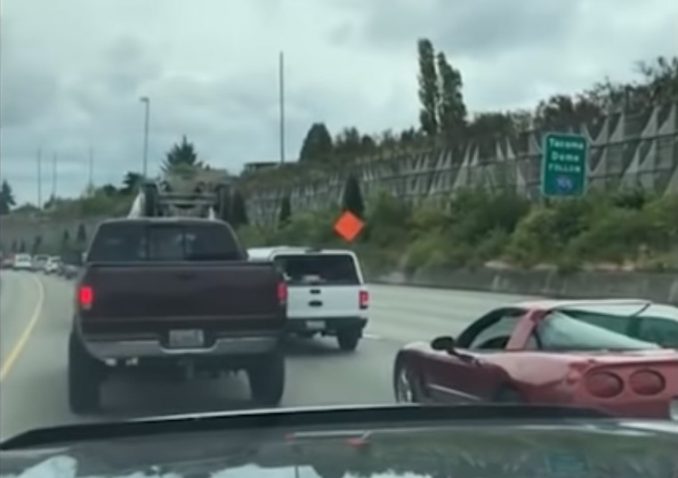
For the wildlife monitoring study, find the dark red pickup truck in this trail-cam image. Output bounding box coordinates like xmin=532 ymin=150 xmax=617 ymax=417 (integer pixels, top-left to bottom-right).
xmin=69 ymin=218 xmax=287 ymax=413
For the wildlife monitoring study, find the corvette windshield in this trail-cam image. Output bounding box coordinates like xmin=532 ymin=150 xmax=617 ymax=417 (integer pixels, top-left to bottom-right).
xmin=539 ymin=312 xmax=660 ymax=351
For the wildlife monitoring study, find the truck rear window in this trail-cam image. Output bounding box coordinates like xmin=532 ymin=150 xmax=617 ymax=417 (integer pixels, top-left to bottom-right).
xmin=88 ymin=222 xmax=243 ymax=262
xmin=273 ymin=254 xmax=360 ymax=285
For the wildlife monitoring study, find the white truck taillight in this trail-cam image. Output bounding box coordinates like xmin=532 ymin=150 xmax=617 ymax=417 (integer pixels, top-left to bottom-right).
xmin=359 ymin=290 xmax=369 ymax=310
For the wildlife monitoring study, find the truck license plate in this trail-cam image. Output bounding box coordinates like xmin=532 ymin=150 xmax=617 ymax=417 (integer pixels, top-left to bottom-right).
xmin=306 ymin=320 xmax=325 ymax=330
xmin=168 ymin=329 xmax=205 ymax=348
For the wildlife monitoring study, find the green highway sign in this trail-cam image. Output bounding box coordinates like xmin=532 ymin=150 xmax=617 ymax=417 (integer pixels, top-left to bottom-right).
xmin=541 ymin=132 xmax=588 ymax=197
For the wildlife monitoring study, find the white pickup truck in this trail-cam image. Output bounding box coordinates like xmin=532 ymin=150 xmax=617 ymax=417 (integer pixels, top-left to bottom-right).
xmin=248 ymin=247 xmax=369 ymax=351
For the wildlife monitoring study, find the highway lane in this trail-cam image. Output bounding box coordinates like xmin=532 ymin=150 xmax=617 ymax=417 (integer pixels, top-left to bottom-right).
xmin=0 ymin=270 xmax=536 ymax=440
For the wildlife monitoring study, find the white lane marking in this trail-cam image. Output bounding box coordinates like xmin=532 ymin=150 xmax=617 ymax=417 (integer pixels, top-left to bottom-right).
xmin=363 ymin=333 xmax=382 ymax=340
xmin=0 ymin=275 xmax=46 ymax=381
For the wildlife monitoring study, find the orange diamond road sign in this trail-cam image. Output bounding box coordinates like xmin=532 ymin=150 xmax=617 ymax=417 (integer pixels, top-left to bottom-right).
xmin=334 ymin=211 xmax=364 ymax=242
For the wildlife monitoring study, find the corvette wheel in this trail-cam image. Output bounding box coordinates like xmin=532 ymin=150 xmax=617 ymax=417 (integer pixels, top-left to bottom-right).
xmin=394 ymin=365 xmax=416 ymax=403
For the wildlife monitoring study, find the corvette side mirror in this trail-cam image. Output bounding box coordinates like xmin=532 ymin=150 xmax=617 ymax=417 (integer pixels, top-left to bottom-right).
xmin=431 ymin=336 xmax=456 ymax=352
xmin=431 ymin=336 xmax=478 ymax=363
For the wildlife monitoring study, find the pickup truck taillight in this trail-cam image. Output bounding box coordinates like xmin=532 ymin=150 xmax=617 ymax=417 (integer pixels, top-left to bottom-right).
xmin=277 ymin=281 xmax=288 ymax=305
xmin=359 ymin=290 xmax=369 ymax=309
xmin=78 ymin=285 xmax=94 ymax=310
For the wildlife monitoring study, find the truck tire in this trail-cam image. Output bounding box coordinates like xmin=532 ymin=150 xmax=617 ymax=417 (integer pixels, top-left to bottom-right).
xmin=142 ymin=183 xmax=158 ymax=217
xmin=337 ymin=328 xmax=361 ymax=351
xmin=68 ymin=331 xmax=102 ymax=414
xmin=247 ymin=349 xmax=284 ymax=406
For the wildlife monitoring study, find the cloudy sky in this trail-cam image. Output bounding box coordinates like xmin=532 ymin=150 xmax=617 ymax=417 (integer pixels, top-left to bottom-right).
xmin=1 ymin=0 xmax=677 ymax=204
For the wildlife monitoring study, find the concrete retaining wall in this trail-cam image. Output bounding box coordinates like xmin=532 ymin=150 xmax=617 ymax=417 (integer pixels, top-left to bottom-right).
xmin=376 ymin=268 xmax=678 ymax=305
xmin=0 ymin=215 xmax=106 ymax=253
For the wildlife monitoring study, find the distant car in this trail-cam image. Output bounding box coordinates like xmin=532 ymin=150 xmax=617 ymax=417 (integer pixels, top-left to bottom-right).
xmin=13 ymin=254 xmax=33 ymax=271
xmin=62 ymin=263 xmax=80 ymax=279
xmin=1 ymin=255 xmax=14 ymax=269
xmin=394 ymin=299 xmax=678 ymax=420
xmin=248 ymin=246 xmax=369 ymax=351
xmin=31 ymin=254 xmax=49 ymax=272
xmin=45 ymin=256 xmax=63 ymax=275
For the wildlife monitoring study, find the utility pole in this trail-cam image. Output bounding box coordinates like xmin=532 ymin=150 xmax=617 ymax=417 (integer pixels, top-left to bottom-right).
xmin=51 ymin=152 xmax=57 ymax=199
xmin=88 ymin=147 xmax=94 ymax=192
xmin=279 ymin=51 xmax=285 ymax=164
xmin=140 ymin=96 xmax=150 ymax=177
xmin=37 ymin=148 xmax=42 ymax=209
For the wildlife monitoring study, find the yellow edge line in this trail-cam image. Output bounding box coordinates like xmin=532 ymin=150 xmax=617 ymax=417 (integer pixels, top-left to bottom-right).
xmin=0 ymin=275 xmax=46 ymax=381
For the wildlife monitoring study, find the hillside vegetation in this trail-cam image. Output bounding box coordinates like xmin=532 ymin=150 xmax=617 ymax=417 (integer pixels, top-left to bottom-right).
xmin=237 ymin=188 xmax=678 ymax=277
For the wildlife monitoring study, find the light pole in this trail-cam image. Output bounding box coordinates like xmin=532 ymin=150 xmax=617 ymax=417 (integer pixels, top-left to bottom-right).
xmin=140 ymin=96 xmax=150 ymax=178
xmin=278 ymin=51 xmax=285 ymax=164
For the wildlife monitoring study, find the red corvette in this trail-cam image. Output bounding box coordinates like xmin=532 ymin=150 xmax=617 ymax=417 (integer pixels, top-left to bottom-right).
xmin=394 ymin=299 xmax=678 ymax=419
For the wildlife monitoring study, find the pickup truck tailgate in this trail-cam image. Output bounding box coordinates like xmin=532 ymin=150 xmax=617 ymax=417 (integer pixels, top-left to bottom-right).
xmin=80 ymin=262 xmax=284 ymax=335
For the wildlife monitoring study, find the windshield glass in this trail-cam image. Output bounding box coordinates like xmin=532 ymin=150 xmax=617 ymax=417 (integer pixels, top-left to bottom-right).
xmin=274 ymin=254 xmax=360 ymax=285
xmin=1 ymin=0 xmax=677 ymax=454
xmin=539 ymin=311 xmax=660 ymax=351
xmin=88 ymin=222 xmax=242 ymax=261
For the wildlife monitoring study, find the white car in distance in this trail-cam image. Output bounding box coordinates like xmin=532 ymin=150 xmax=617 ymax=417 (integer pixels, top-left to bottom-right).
xmin=248 ymin=247 xmax=369 ymax=351
xmin=45 ymin=256 xmax=63 ymax=274
xmin=13 ymin=254 xmax=33 ymax=271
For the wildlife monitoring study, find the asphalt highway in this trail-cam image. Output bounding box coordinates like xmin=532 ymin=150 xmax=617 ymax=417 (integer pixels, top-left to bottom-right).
xmin=0 ymin=270 xmax=536 ymax=440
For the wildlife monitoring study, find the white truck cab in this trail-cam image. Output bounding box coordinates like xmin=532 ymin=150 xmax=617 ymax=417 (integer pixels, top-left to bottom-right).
xmin=248 ymin=247 xmax=369 ymax=351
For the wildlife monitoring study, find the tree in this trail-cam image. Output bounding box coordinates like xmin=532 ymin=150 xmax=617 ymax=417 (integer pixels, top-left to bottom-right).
xmin=14 ymin=203 xmax=39 ymax=214
xmin=342 ymin=173 xmax=364 ymax=219
xmin=61 ymin=229 xmax=71 ymax=248
xmin=31 ymin=235 xmax=43 ymax=254
xmin=636 ymin=56 xmax=678 ymax=104
xmin=76 ymin=223 xmax=87 ymax=245
xmin=436 ymin=52 xmax=466 ymax=141
xmin=417 ymin=38 xmax=439 ymax=136
xmin=18 ymin=239 xmax=26 ymax=253
xmin=230 ymin=190 xmax=249 ymax=228
xmin=467 ymin=112 xmax=515 ymax=138
xmin=100 ymin=184 xmax=118 ymax=197
xmin=43 ymin=196 xmax=58 ymax=210
xmin=299 ymin=123 xmax=333 ymax=162
xmin=360 ymin=135 xmax=377 ymax=154
xmin=121 ymin=172 xmax=143 ymax=194
xmin=11 ymin=239 xmax=17 ymax=252
xmin=162 ymin=135 xmax=200 ymax=172
xmin=534 ymin=94 xmax=604 ymax=130
xmin=334 ymin=127 xmax=363 ymax=156
xmin=0 ymin=180 xmax=16 ymax=214
xmin=278 ymin=195 xmax=292 ymax=227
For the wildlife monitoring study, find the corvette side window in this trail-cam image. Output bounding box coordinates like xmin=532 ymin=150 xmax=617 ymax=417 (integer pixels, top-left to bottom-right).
xmin=467 ymin=314 xmax=522 ymax=350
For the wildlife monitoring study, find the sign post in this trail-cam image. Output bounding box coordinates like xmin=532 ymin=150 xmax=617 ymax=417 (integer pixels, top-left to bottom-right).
xmin=541 ymin=133 xmax=588 ymax=198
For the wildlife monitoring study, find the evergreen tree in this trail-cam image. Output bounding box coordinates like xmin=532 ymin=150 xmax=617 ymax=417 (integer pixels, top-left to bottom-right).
xmin=342 ymin=174 xmax=365 ymax=219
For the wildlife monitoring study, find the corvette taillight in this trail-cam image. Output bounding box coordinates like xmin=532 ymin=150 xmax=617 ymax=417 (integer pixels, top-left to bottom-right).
xmin=585 ymin=372 xmax=623 ymax=398
xmin=629 ymin=370 xmax=665 ymax=396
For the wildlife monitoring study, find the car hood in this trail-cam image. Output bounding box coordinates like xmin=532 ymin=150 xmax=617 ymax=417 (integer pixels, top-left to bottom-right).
xmin=2 ymin=420 xmax=677 ymax=478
